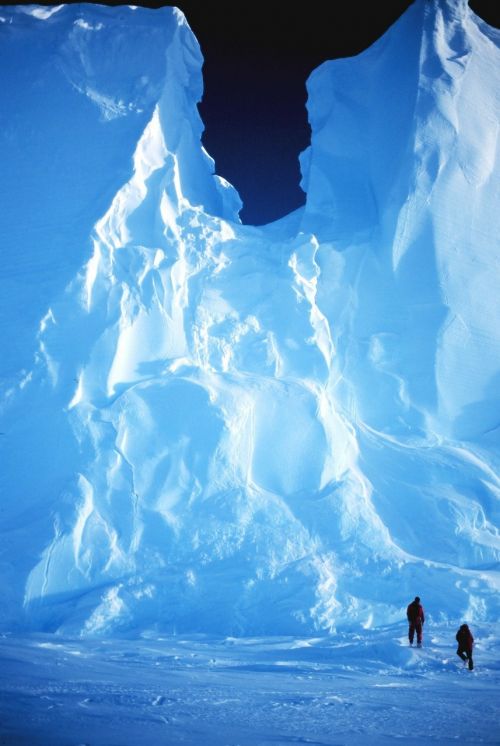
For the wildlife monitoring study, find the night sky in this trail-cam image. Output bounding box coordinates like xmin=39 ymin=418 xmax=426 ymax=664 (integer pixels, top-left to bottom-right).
xmin=13 ymin=0 xmax=500 ymax=224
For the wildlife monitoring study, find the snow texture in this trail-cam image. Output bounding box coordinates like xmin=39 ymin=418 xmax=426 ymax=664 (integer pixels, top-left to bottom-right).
xmin=1 ymin=624 xmax=499 ymax=745
xmin=1 ymin=0 xmax=500 ymax=643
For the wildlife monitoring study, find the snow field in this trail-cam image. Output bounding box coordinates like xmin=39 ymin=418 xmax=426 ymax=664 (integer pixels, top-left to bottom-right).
xmin=0 ymin=624 xmax=499 ymax=745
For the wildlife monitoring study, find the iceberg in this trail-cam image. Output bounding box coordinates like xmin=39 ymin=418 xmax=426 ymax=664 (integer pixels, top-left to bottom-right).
xmin=0 ymin=0 xmax=499 ymax=636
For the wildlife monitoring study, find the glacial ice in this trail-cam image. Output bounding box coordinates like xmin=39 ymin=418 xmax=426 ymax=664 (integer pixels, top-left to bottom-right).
xmin=0 ymin=0 xmax=499 ymax=636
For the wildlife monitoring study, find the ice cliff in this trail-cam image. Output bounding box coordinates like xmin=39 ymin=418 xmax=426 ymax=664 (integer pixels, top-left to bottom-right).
xmin=0 ymin=0 xmax=499 ymax=636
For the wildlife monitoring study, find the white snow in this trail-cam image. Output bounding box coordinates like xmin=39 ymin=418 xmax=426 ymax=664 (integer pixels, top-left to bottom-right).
xmin=0 ymin=0 xmax=500 ymax=741
xmin=1 ymin=625 xmax=499 ymax=745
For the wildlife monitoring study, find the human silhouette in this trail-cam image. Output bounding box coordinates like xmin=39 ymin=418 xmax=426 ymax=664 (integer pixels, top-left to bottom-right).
xmin=456 ymin=623 xmax=474 ymax=670
xmin=406 ymin=596 xmax=425 ymax=646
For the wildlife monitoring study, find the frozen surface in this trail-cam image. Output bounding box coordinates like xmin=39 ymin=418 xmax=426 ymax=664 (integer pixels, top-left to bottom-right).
xmin=1 ymin=0 xmax=500 ymax=643
xmin=1 ymin=625 xmax=499 ymax=745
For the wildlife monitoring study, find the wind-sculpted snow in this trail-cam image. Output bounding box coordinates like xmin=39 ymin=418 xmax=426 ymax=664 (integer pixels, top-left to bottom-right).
xmin=0 ymin=0 xmax=499 ymax=636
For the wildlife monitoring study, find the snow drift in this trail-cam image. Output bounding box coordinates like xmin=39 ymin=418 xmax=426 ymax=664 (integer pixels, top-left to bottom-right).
xmin=0 ymin=0 xmax=499 ymax=636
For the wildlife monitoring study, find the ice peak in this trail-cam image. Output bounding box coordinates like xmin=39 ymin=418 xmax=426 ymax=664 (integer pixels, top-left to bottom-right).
xmin=1 ymin=1 xmax=499 ymax=636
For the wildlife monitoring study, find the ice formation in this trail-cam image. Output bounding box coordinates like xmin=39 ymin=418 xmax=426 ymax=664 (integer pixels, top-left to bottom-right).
xmin=0 ymin=0 xmax=499 ymax=636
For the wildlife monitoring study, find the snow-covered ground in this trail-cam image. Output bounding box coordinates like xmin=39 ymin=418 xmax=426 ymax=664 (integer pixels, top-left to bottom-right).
xmin=1 ymin=625 xmax=499 ymax=745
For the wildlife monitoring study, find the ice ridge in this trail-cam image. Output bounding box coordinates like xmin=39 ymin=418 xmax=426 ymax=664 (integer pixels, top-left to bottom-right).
xmin=0 ymin=0 xmax=499 ymax=635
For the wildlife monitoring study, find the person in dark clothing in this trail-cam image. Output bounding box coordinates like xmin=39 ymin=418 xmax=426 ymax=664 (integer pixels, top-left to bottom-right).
xmin=456 ymin=623 xmax=474 ymax=670
xmin=407 ymin=596 xmax=425 ymax=646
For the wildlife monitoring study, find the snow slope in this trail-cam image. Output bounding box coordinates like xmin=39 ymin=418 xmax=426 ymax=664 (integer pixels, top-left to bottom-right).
xmin=0 ymin=0 xmax=499 ymax=639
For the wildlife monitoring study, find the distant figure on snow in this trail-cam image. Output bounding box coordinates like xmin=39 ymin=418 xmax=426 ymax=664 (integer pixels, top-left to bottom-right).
xmin=407 ymin=596 xmax=425 ymax=647
xmin=456 ymin=623 xmax=474 ymax=670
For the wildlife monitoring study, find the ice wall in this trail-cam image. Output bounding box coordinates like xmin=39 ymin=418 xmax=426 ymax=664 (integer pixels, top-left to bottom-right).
xmin=0 ymin=1 xmax=499 ymax=636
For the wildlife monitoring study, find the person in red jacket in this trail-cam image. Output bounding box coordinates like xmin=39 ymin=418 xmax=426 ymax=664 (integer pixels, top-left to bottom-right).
xmin=406 ymin=596 xmax=425 ymax=646
xmin=456 ymin=623 xmax=474 ymax=670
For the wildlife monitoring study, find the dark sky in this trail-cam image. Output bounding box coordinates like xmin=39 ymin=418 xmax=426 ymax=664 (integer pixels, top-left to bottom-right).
xmin=177 ymin=0 xmax=418 ymax=224
xmin=164 ymin=0 xmax=500 ymax=224
xmin=11 ymin=0 xmax=500 ymax=224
